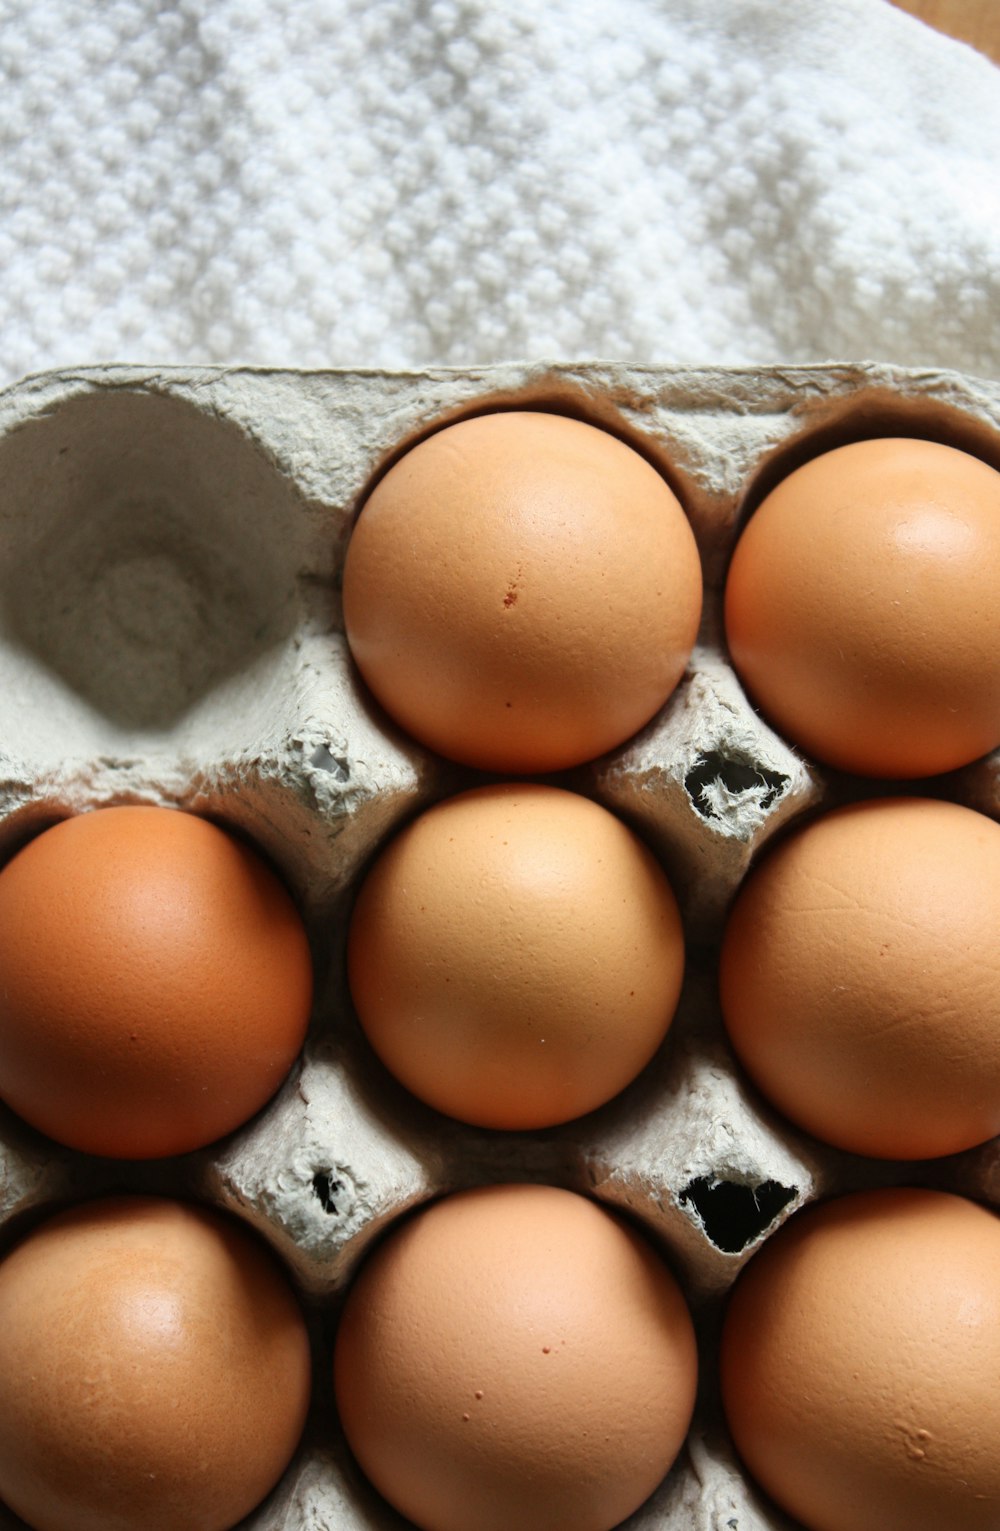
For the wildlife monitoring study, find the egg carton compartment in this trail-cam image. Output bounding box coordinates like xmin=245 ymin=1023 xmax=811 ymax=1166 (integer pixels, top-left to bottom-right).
xmin=1 ymin=359 xmax=999 ymax=1531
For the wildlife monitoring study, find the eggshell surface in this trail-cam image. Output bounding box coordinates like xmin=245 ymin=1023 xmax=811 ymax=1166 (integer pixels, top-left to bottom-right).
xmin=721 ymin=1188 xmax=1000 ymax=1531
xmin=724 ymin=436 xmax=1000 ymax=777
xmin=334 ymin=1183 xmax=698 ymax=1531
xmin=0 ymin=806 xmax=313 ymax=1159
xmin=347 ymin=783 xmax=685 ymax=1129
xmin=0 ymin=1195 xmax=311 ymax=1531
xmin=342 ymin=410 xmax=702 ymax=772
xmin=719 ymin=797 xmax=1000 ymax=1159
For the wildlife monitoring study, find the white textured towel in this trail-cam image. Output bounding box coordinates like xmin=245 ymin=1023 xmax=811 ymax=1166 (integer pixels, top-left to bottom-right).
xmin=1 ymin=0 xmax=998 ymax=384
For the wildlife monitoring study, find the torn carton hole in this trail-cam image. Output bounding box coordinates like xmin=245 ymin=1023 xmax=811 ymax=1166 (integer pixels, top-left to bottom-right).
xmin=679 ymin=1176 xmax=795 ymax=1253
xmin=684 ymin=752 xmax=788 ymax=823
xmin=311 ymin=1171 xmax=343 ymax=1215
xmin=309 ymin=744 xmax=351 ymax=781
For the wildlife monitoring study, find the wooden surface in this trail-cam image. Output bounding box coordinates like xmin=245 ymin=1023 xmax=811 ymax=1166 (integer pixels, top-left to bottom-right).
xmin=890 ymin=0 xmax=1000 ymax=66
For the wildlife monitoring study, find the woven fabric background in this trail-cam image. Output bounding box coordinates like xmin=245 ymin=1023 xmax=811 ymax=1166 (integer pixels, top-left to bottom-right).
xmin=1 ymin=0 xmax=998 ymax=383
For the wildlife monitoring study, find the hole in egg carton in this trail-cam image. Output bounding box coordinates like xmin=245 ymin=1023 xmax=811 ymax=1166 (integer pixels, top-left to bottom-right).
xmin=678 ymin=1176 xmax=797 ymax=1256
xmin=0 ymin=388 xmax=308 ymax=750
xmin=309 ymin=744 xmax=352 ymax=782
xmin=585 ymin=674 xmax=821 ymax=947
xmin=684 ymin=751 xmax=789 ymax=825
xmin=312 ymin=1170 xmax=344 ymax=1215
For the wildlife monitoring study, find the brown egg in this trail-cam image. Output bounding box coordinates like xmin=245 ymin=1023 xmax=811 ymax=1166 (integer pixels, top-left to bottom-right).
xmin=0 ymin=1195 xmax=311 ymax=1531
xmin=724 ymin=436 xmax=1000 ymax=777
xmin=342 ymin=410 xmax=702 ymax=772
xmin=720 ymin=797 xmax=1000 ymax=1159
xmin=347 ymin=784 xmax=685 ymax=1129
xmin=0 ymin=805 xmax=313 ymax=1159
xmin=334 ymin=1183 xmax=697 ymax=1531
xmin=721 ymin=1188 xmax=1000 ymax=1531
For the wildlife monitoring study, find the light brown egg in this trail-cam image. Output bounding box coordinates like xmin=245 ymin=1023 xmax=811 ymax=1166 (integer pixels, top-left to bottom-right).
xmin=342 ymin=410 xmax=702 ymax=773
xmin=720 ymin=797 xmax=1000 ymax=1160
xmin=334 ymin=1182 xmax=697 ymax=1531
xmin=721 ymin=1188 xmax=1000 ymax=1531
xmin=724 ymin=436 xmax=1000 ymax=777
xmin=0 ymin=1195 xmax=311 ymax=1531
xmin=347 ymin=783 xmax=685 ymax=1129
xmin=0 ymin=805 xmax=313 ymax=1159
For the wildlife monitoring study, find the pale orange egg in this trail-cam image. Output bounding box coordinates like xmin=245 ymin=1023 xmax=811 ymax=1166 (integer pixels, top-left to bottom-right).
xmin=722 ymin=1188 xmax=1000 ymax=1531
xmin=725 ymin=436 xmax=1000 ymax=777
xmin=720 ymin=797 xmax=1000 ymax=1160
xmin=335 ymin=1183 xmax=697 ymax=1531
xmin=347 ymin=784 xmax=685 ymax=1129
xmin=343 ymin=410 xmax=702 ymax=772
xmin=0 ymin=805 xmax=313 ymax=1159
xmin=0 ymin=1195 xmax=311 ymax=1531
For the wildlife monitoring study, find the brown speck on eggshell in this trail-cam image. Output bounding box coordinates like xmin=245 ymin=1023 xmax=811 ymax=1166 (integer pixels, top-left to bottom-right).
xmin=334 ymin=1183 xmax=697 ymax=1531
xmin=343 ymin=411 xmax=702 ymax=773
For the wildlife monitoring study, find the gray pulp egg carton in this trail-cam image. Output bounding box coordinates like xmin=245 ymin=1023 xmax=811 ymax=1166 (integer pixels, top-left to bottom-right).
xmin=2 ymin=358 xmax=1000 ymax=1531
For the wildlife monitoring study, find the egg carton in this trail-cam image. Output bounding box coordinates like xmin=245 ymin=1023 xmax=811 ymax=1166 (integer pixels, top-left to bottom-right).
xmin=2 ymin=357 xmax=1000 ymax=1531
